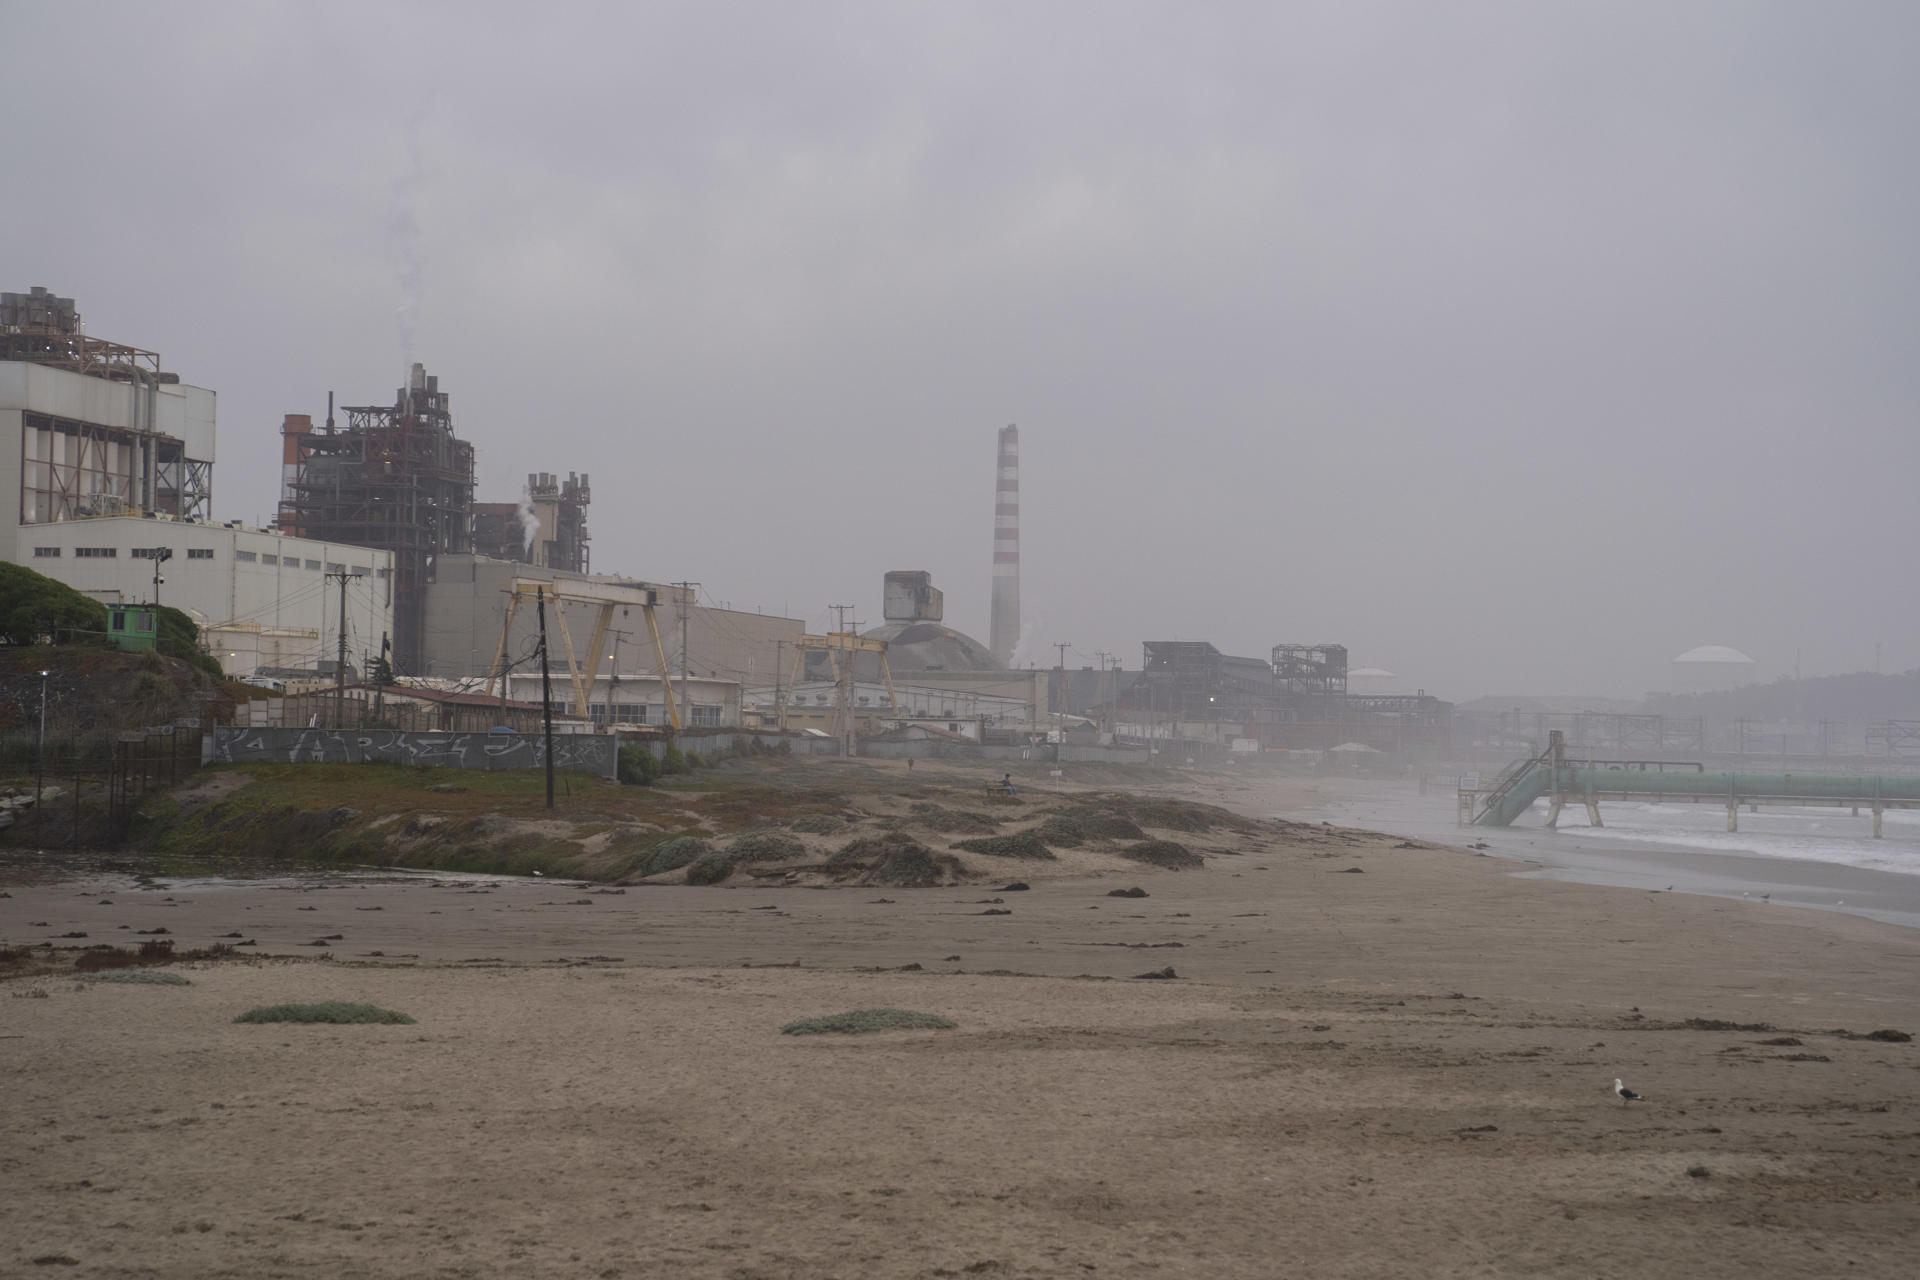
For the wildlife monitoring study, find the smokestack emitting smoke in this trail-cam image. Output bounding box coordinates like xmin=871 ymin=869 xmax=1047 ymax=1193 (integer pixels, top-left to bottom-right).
xmin=990 ymin=424 xmax=1020 ymax=666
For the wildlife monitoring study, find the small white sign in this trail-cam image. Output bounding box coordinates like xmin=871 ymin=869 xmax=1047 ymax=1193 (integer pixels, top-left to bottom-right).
xmin=1459 ymin=773 xmax=1481 ymax=791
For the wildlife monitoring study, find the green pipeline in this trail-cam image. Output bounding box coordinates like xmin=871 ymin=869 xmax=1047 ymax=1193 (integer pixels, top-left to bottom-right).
xmin=1474 ymin=766 xmax=1920 ymax=827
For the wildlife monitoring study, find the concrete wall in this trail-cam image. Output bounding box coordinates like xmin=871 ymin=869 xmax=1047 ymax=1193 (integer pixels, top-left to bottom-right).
xmin=421 ymin=555 xmax=804 ymax=685
xmin=621 ymin=730 xmax=842 ymax=758
xmin=208 ymin=726 xmax=616 ymax=776
xmin=859 ymin=739 xmax=980 ymax=760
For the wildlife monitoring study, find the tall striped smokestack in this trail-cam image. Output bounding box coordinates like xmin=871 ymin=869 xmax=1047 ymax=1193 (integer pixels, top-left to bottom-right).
xmin=990 ymin=424 xmax=1020 ymax=666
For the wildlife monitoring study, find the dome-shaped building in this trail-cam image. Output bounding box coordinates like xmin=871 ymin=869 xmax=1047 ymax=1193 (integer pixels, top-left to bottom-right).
xmin=861 ymin=570 xmax=999 ymax=672
xmin=1672 ymin=644 xmax=1756 ymax=694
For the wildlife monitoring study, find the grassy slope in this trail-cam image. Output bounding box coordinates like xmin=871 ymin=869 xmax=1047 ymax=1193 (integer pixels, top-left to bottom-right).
xmin=122 ymin=755 xmax=1272 ymax=883
xmin=128 ymin=758 xmax=862 ymax=880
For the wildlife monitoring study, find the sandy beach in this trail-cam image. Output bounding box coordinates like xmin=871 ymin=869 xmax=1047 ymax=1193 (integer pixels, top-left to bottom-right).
xmin=4 ymin=761 xmax=1918 ymax=1277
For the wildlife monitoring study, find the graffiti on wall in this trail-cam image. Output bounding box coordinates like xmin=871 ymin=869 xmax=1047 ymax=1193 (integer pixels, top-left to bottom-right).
xmin=209 ymin=728 xmax=617 ymax=777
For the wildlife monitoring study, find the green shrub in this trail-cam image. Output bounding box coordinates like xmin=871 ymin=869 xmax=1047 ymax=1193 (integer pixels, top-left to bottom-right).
xmin=660 ymin=743 xmax=688 ymax=775
xmin=727 ymin=830 xmax=807 ymax=862
xmin=781 ymin=1008 xmax=957 ymax=1035
xmin=902 ymin=804 xmax=1001 ymax=834
xmin=1119 ymin=839 xmax=1204 ymax=869
xmin=0 ymin=562 xmax=107 ymax=645
xmin=683 ymin=749 xmax=705 ymax=769
xmin=686 ymin=829 xmax=808 ymax=885
xmin=648 ymin=834 xmax=711 ymax=875
xmin=618 ymin=745 xmax=660 ymax=785
xmin=828 ymin=832 xmax=965 ymax=886
xmin=789 ymin=814 xmax=844 ymax=835
xmin=683 ymin=848 xmax=736 ymax=885
xmin=234 ymin=1002 xmax=414 ymax=1024
xmin=1040 ymin=806 xmax=1146 ymax=845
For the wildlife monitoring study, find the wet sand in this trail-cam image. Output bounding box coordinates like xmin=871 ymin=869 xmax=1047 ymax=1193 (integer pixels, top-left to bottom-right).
xmin=4 ymin=767 xmax=1919 ymax=1277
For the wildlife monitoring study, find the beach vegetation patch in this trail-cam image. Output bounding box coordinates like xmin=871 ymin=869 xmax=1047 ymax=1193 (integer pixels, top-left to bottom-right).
xmin=781 ymin=1008 xmax=957 ymax=1036
xmin=900 ymin=804 xmax=1002 ymax=835
xmin=82 ymin=970 xmax=191 ymax=985
xmin=951 ymin=832 xmax=1055 ymax=860
xmin=234 ymin=1002 xmax=414 ymax=1025
xmin=726 ymin=830 xmax=808 ymax=863
xmin=1119 ymin=839 xmax=1204 ymax=870
xmin=1038 ymin=806 xmax=1146 ymax=846
xmin=647 ymin=834 xmax=712 ymax=876
xmin=828 ymin=832 xmax=967 ymax=886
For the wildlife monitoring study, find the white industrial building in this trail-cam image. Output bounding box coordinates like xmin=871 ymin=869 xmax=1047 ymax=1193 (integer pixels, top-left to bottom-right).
xmin=2 ymin=288 xmax=394 ymax=677
xmin=1672 ymin=644 xmax=1757 ymax=695
xmin=18 ymin=515 xmax=393 ymax=677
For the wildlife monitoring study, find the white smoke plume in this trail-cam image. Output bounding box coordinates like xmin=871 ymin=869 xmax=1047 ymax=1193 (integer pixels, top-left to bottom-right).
xmin=1010 ymin=619 xmax=1045 ymax=669
xmin=390 ymin=110 xmax=429 ymax=381
xmin=518 ymin=482 xmax=540 ymax=555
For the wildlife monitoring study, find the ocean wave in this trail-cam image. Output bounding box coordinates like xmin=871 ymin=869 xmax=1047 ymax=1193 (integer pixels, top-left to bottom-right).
xmin=1520 ymin=799 xmax=1920 ymax=877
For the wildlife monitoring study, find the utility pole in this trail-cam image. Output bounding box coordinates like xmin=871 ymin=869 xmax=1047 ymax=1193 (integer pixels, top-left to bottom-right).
xmin=150 ymin=546 xmax=171 ymax=610
xmin=1095 ymin=651 xmax=1114 ymax=736
xmin=773 ymin=639 xmax=785 ymax=729
xmin=536 ymin=585 xmax=555 ymax=810
xmin=604 ymin=628 xmax=630 ymax=728
xmin=373 ymin=632 xmax=391 ymax=722
xmin=830 ymin=603 xmax=854 ymax=751
xmin=1053 ymin=641 xmax=1071 ymax=718
xmin=36 ymin=668 xmax=48 ymax=806
xmin=327 ymin=570 xmax=351 ymax=729
xmin=674 ymin=582 xmax=699 ymax=733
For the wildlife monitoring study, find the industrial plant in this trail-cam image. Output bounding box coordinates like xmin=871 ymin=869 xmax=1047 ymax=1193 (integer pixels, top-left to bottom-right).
xmin=22 ymin=282 xmax=1901 ymax=780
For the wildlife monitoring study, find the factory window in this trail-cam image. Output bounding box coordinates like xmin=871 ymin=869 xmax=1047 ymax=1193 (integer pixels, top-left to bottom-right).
xmin=234 ymin=550 xmax=256 ymax=562
xmin=187 ymin=548 xmax=213 ymax=560
xmin=588 ymin=704 xmax=648 ymax=725
xmin=75 ymin=547 xmax=116 ymax=558
xmin=260 ymin=554 xmax=278 ymax=566
xmin=375 ymin=567 xmax=391 ymax=579
xmin=326 ymin=562 xmax=345 ymax=573
xmin=304 ymin=559 xmax=321 ymax=570
xmin=690 ymin=705 xmax=722 ymax=727
xmin=130 ymin=547 xmax=166 ymax=559
xmin=32 ymin=547 xmax=59 ymax=558
xmin=351 ymin=565 xmax=369 ymax=577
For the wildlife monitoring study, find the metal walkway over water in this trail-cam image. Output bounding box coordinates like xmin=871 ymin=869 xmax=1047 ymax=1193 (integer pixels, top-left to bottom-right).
xmin=1464 ymin=731 xmax=1920 ymax=835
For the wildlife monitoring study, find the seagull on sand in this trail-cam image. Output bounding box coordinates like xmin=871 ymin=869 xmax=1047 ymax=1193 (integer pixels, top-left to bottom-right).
xmin=1614 ymin=1078 xmax=1643 ymax=1105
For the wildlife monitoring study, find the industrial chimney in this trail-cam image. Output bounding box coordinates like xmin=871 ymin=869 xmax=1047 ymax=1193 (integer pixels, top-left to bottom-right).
xmin=989 ymin=424 xmax=1020 ymax=666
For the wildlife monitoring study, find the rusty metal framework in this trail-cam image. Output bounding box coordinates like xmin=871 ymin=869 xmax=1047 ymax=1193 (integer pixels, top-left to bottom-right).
xmin=6 ymin=289 xmax=211 ymax=523
xmin=0 ymin=328 xmax=164 ymax=383
xmin=276 ymin=365 xmax=474 ymax=676
xmin=19 ymin=411 xmax=211 ymax=524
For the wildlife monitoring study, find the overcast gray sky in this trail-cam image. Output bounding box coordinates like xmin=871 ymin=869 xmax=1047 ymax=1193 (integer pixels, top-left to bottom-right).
xmin=6 ymin=1 xmax=1916 ymax=699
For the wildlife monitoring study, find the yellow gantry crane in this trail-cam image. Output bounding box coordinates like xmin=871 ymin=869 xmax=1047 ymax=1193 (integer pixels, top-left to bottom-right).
xmin=777 ymin=631 xmax=898 ymax=736
xmin=484 ymin=579 xmax=682 ymax=731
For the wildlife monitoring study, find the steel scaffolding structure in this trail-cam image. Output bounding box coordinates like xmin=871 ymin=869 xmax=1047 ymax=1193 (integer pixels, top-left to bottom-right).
xmin=276 ymin=364 xmax=474 ymax=675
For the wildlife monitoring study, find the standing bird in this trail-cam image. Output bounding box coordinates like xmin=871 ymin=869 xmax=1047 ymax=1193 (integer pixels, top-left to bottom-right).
xmin=1614 ymin=1078 xmax=1643 ymax=1105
